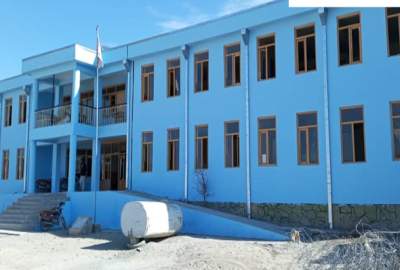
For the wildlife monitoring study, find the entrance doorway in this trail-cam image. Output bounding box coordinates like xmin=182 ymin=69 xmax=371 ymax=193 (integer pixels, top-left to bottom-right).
xmin=100 ymin=139 xmax=126 ymax=191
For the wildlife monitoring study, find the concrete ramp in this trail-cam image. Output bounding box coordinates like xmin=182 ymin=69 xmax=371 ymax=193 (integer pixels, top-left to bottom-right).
xmin=64 ymin=191 xmax=290 ymax=241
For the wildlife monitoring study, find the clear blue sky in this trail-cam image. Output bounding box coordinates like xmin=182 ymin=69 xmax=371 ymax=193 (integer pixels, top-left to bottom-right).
xmin=0 ymin=0 xmax=270 ymax=80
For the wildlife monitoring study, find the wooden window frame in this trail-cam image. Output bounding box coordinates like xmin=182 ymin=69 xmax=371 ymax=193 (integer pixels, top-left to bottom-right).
xmin=390 ymin=101 xmax=400 ymax=160
xmin=195 ymin=125 xmax=208 ymax=170
xmin=2 ymin=150 xmax=9 ymax=180
xmin=141 ymin=64 xmax=154 ymax=102
xmin=386 ymin=8 xmax=400 ymax=57
xmin=167 ymin=128 xmax=179 ymax=171
xmin=4 ymin=98 xmax=12 ymax=127
xmin=340 ymin=105 xmax=366 ymax=163
xmin=296 ymin=112 xmax=319 ymax=165
xmin=167 ymin=59 xmax=180 ymax=98
xmin=224 ymin=121 xmax=240 ymax=168
xmin=102 ymin=84 xmax=126 ymax=106
xmin=141 ymin=131 xmax=153 ymax=172
xmin=295 ymin=24 xmax=317 ymax=74
xmin=18 ymin=95 xmax=27 ymax=124
xmin=194 ymin=51 xmax=209 ymax=93
xmin=337 ymin=12 xmax=363 ymax=66
xmin=16 ymin=148 xmax=24 ymax=180
xmin=257 ymin=34 xmax=276 ymax=81
xmin=258 ymin=116 xmax=277 ymax=166
xmin=224 ymin=42 xmax=241 ymax=88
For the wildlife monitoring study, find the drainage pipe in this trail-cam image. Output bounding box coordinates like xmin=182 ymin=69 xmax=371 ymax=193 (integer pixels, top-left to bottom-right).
xmin=182 ymin=45 xmax=190 ymax=201
xmin=319 ymin=8 xmax=333 ymax=229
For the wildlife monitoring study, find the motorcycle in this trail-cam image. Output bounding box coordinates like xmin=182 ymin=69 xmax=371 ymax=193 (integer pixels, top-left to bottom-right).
xmin=39 ymin=202 xmax=67 ymax=231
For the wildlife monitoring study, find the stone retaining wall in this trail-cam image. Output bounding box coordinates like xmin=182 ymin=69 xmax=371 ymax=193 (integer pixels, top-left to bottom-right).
xmin=190 ymin=201 xmax=400 ymax=230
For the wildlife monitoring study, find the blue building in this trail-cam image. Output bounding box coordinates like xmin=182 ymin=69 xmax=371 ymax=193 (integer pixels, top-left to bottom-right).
xmin=0 ymin=1 xmax=399 ymax=230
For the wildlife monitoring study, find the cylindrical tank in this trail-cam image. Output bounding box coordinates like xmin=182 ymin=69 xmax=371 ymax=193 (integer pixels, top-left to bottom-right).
xmin=121 ymin=201 xmax=183 ymax=239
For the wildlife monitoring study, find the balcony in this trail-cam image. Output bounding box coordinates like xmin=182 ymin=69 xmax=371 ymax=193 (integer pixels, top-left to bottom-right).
xmin=99 ymin=104 xmax=126 ymax=126
xmin=79 ymin=104 xmax=96 ymax=126
xmin=35 ymin=104 xmax=71 ymax=128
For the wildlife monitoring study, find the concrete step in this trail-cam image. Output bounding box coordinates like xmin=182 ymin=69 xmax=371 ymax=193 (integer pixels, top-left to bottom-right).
xmin=0 ymin=223 xmax=37 ymax=231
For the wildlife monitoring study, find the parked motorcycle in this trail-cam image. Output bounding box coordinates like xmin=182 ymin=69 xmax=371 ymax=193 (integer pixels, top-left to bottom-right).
xmin=39 ymin=202 xmax=67 ymax=231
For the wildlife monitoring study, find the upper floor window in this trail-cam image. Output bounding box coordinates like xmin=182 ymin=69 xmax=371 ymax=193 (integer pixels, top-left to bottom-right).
xmin=225 ymin=121 xmax=240 ymax=167
xmin=258 ymin=117 xmax=277 ymax=166
xmin=258 ymin=34 xmax=276 ymax=80
xmin=391 ymin=102 xmax=400 ymax=160
xmin=297 ymin=112 xmax=318 ymax=165
xmin=102 ymin=84 xmax=125 ymax=107
xmin=2 ymin=150 xmax=9 ymax=180
xmin=18 ymin=95 xmax=27 ymax=124
xmin=340 ymin=106 xmax=366 ymax=163
xmin=338 ymin=13 xmax=362 ymax=66
xmin=194 ymin=51 xmax=209 ymax=92
xmin=142 ymin=131 xmax=153 ymax=172
xmin=224 ymin=43 xmax=241 ymax=87
xmin=16 ymin=148 xmax=25 ymax=180
xmin=167 ymin=59 xmax=180 ymax=97
xmin=142 ymin=65 xmax=154 ymax=102
xmin=167 ymin=129 xmax=179 ymax=171
xmin=195 ymin=125 xmax=208 ymax=170
xmin=387 ymin=8 xmax=400 ymax=56
xmin=4 ymin=98 xmax=12 ymax=127
xmin=295 ymin=25 xmax=316 ymax=73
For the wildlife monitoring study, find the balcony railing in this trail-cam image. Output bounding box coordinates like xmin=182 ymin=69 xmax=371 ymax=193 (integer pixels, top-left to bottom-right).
xmin=35 ymin=104 xmax=71 ymax=128
xmin=99 ymin=104 xmax=126 ymax=126
xmin=79 ymin=104 xmax=96 ymax=126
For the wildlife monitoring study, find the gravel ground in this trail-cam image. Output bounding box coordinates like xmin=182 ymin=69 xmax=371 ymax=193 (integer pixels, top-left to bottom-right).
xmin=0 ymin=230 xmax=304 ymax=270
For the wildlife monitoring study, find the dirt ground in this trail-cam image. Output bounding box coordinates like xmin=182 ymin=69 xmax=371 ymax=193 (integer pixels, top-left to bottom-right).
xmin=0 ymin=229 xmax=309 ymax=270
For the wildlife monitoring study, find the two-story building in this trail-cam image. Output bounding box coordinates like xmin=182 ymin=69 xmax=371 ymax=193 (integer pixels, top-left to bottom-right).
xmin=0 ymin=1 xmax=399 ymax=230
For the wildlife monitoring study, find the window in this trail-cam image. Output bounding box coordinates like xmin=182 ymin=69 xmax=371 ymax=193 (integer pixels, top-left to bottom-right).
xmin=340 ymin=107 xmax=366 ymax=163
xmin=224 ymin=43 xmax=241 ymax=87
xmin=102 ymin=84 xmax=125 ymax=106
xmin=167 ymin=59 xmax=180 ymax=97
xmin=142 ymin=65 xmax=154 ymax=102
xmin=2 ymin=150 xmax=9 ymax=180
xmin=167 ymin=129 xmax=179 ymax=171
xmin=297 ymin=112 xmax=319 ymax=165
xmin=18 ymin=95 xmax=27 ymax=124
xmin=338 ymin=13 xmax=362 ymax=65
xmin=391 ymin=102 xmax=400 ymax=160
xmin=16 ymin=148 xmax=24 ymax=180
xmin=4 ymin=98 xmax=12 ymax=127
xmin=225 ymin=121 xmax=240 ymax=167
xmin=194 ymin=51 xmax=209 ymax=92
xmin=195 ymin=125 xmax=208 ymax=169
xmin=142 ymin=132 xmax=153 ymax=172
xmin=258 ymin=35 xmax=276 ymax=80
xmin=258 ymin=117 xmax=277 ymax=166
xmin=295 ymin=25 xmax=316 ymax=73
xmin=387 ymin=8 xmax=400 ymax=56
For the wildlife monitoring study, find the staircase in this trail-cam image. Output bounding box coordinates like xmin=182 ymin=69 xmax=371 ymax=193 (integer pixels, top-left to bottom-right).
xmin=0 ymin=193 xmax=67 ymax=231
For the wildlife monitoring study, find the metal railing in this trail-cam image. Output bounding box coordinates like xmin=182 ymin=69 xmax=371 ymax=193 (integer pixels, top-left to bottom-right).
xmin=35 ymin=104 xmax=71 ymax=128
xmin=79 ymin=104 xmax=96 ymax=126
xmin=99 ymin=104 xmax=126 ymax=125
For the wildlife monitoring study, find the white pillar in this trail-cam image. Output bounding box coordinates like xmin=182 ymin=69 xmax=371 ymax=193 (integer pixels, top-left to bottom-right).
xmin=51 ymin=144 xmax=58 ymax=192
xmin=68 ymin=134 xmax=77 ymax=192
xmin=27 ymin=80 xmax=38 ymax=193
xmin=71 ymin=69 xmax=81 ymax=125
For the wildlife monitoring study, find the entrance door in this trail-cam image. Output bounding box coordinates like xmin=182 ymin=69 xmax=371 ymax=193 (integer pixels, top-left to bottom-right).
xmin=100 ymin=139 xmax=126 ymax=191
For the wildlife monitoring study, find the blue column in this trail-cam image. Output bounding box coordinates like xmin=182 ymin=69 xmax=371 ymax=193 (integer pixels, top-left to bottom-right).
xmin=27 ymin=80 xmax=38 ymax=193
xmin=91 ymin=139 xmax=100 ymax=191
xmin=51 ymin=144 xmax=58 ymax=192
xmin=68 ymin=134 xmax=77 ymax=192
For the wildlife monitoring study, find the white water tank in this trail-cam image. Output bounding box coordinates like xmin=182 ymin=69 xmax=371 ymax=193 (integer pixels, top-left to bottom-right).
xmin=121 ymin=201 xmax=183 ymax=239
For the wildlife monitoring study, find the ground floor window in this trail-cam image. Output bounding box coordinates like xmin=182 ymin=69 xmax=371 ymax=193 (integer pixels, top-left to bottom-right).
xmin=142 ymin=132 xmax=153 ymax=172
xmin=167 ymin=129 xmax=179 ymax=171
xmin=225 ymin=121 xmax=240 ymax=168
xmin=2 ymin=150 xmax=9 ymax=180
xmin=258 ymin=117 xmax=277 ymax=166
xmin=16 ymin=148 xmax=24 ymax=180
xmin=297 ymin=112 xmax=318 ymax=165
xmin=195 ymin=125 xmax=208 ymax=169
xmin=341 ymin=106 xmax=366 ymax=163
xmin=391 ymin=102 xmax=400 ymax=160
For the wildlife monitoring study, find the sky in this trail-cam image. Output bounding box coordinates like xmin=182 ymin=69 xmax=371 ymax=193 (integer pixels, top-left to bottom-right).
xmin=0 ymin=0 xmax=271 ymax=80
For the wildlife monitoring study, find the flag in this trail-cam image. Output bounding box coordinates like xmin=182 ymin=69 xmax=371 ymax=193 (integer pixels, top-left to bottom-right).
xmin=96 ymin=25 xmax=104 ymax=69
